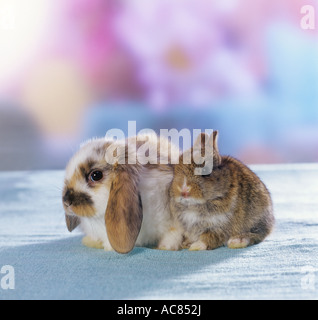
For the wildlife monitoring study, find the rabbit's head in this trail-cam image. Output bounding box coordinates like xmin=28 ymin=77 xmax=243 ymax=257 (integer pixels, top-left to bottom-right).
xmin=62 ymin=138 xmax=143 ymax=253
xmin=170 ymin=131 xmax=226 ymax=206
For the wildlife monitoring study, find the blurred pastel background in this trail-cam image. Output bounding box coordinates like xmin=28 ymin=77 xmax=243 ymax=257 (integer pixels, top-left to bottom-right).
xmin=0 ymin=0 xmax=317 ymax=170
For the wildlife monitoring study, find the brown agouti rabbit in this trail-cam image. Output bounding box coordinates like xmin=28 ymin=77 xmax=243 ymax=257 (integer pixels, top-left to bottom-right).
xmin=165 ymin=131 xmax=275 ymax=251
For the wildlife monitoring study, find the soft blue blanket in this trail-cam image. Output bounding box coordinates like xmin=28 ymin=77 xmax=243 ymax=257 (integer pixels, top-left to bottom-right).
xmin=0 ymin=164 xmax=317 ymax=300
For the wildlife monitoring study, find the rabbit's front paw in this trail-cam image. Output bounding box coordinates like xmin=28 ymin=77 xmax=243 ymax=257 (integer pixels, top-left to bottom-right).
xmin=158 ymin=228 xmax=183 ymax=251
xmin=82 ymin=236 xmax=104 ymax=249
xmin=227 ymin=237 xmax=250 ymax=249
xmin=188 ymin=240 xmax=207 ymax=251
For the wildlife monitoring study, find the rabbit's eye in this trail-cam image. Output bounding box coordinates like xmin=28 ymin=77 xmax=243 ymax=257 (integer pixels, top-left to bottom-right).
xmin=90 ymin=171 xmax=103 ymax=182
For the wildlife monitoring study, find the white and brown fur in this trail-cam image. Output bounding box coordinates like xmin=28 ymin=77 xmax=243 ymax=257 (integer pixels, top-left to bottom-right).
xmin=167 ymin=131 xmax=275 ymax=251
xmin=62 ymin=133 xmax=182 ymax=253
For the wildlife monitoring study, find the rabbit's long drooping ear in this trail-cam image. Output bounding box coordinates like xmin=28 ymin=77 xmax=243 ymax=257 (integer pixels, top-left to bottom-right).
xmin=105 ymin=167 xmax=143 ymax=254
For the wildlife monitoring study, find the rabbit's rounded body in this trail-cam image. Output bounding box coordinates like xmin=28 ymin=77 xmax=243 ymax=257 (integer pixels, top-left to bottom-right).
xmin=169 ymin=132 xmax=275 ymax=251
xmin=63 ymin=133 xmax=179 ymax=253
xmin=137 ymin=167 xmax=176 ymax=247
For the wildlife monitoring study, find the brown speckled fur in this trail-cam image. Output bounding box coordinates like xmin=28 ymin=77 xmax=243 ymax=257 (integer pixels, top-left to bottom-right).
xmin=105 ymin=163 xmax=143 ymax=253
xmin=169 ymin=131 xmax=275 ymax=250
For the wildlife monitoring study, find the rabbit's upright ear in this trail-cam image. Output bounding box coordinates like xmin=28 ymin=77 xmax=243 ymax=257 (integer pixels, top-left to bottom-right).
xmin=193 ymin=132 xmax=209 ymax=154
xmin=209 ymin=130 xmax=222 ymax=167
xmin=105 ymin=168 xmax=143 ymax=254
xmin=211 ymin=130 xmax=219 ymax=151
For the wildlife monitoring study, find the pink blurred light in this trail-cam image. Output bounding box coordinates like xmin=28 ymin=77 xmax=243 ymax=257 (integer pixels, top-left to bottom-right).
xmin=114 ymin=0 xmax=266 ymax=109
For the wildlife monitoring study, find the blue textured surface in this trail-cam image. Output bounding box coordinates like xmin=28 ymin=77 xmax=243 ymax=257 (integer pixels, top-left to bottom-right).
xmin=0 ymin=165 xmax=318 ymax=300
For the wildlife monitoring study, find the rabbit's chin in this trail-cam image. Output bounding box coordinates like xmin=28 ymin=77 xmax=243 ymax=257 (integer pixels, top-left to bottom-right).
xmin=175 ymin=197 xmax=206 ymax=206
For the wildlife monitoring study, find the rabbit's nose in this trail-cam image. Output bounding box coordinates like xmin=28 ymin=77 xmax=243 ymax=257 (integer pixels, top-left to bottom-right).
xmin=181 ymin=191 xmax=189 ymax=198
xmin=181 ymin=185 xmax=191 ymax=198
xmin=63 ymin=189 xmax=74 ymax=207
xmin=64 ymin=199 xmax=73 ymax=207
